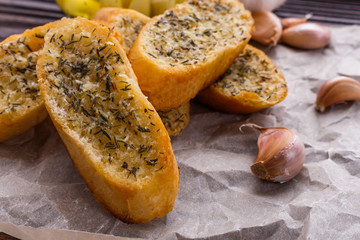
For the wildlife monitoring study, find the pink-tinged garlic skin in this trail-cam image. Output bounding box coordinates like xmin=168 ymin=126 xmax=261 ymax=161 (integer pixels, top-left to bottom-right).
xmin=281 ymin=17 xmax=307 ymax=29
xmin=316 ymin=77 xmax=360 ymax=112
xmin=252 ymin=11 xmax=282 ymax=46
xmin=281 ymin=22 xmax=331 ymax=49
xmin=241 ymin=124 xmax=305 ymax=183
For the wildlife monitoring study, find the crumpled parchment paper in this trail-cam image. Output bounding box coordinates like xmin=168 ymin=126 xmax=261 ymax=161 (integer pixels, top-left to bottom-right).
xmin=1 ymin=25 xmax=360 ymax=240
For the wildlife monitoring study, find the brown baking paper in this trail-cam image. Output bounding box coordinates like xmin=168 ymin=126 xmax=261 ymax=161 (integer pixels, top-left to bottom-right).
xmin=1 ymin=25 xmax=360 ymax=240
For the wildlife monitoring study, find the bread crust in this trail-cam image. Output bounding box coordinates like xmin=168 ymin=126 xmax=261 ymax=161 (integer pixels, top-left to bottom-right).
xmin=37 ymin=17 xmax=179 ymax=223
xmin=197 ymin=45 xmax=288 ymax=114
xmin=0 ymin=23 xmax=55 ymax=142
xmin=128 ymin=0 xmax=253 ymax=110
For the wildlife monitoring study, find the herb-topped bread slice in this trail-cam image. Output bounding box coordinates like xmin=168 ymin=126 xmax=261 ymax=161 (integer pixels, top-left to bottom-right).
xmin=158 ymin=101 xmax=190 ymax=136
xmin=197 ymin=45 xmax=288 ymax=114
xmin=93 ymin=7 xmax=150 ymax=55
xmin=0 ymin=23 xmax=55 ymax=142
xmin=37 ymin=17 xmax=179 ymax=224
xmin=129 ymin=0 xmax=253 ymax=111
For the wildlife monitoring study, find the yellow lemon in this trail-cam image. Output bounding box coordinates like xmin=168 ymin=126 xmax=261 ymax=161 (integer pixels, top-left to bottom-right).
xmin=129 ymin=0 xmax=151 ymax=16
xmin=56 ymin=0 xmax=101 ymax=19
xmin=101 ymin=0 xmax=123 ymax=7
xmin=151 ymin=0 xmax=176 ymax=17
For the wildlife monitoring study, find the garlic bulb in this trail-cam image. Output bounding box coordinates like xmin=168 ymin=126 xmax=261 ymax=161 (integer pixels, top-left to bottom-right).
xmin=281 ymin=22 xmax=331 ymax=49
xmin=240 ymin=124 xmax=305 ymax=183
xmin=252 ymin=11 xmax=282 ymax=46
xmin=316 ymin=76 xmax=360 ymax=112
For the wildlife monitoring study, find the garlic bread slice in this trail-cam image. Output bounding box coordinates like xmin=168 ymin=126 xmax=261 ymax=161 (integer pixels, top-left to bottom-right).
xmin=37 ymin=17 xmax=179 ymax=223
xmin=93 ymin=7 xmax=150 ymax=54
xmin=0 ymin=23 xmax=55 ymax=142
xmin=158 ymin=101 xmax=190 ymax=136
xmin=198 ymin=45 xmax=288 ymax=114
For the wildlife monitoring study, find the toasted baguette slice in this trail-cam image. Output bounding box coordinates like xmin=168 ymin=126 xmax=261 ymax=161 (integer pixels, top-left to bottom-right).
xmin=158 ymin=101 xmax=190 ymax=136
xmin=0 ymin=23 xmax=55 ymax=142
xmin=129 ymin=0 xmax=254 ymax=110
xmin=197 ymin=45 xmax=288 ymax=114
xmin=37 ymin=17 xmax=179 ymax=224
xmin=93 ymin=7 xmax=150 ymax=54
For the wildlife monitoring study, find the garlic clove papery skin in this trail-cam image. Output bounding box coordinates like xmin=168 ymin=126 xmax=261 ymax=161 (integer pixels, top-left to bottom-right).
xmin=281 ymin=22 xmax=331 ymax=50
xmin=241 ymin=124 xmax=305 ymax=183
xmin=316 ymin=77 xmax=360 ymax=112
xmin=281 ymin=17 xmax=307 ymax=29
xmin=252 ymin=11 xmax=282 ymax=46
xmin=252 ymin=134 xmax=305 ymax=183
xmin=281 ymin=14 xmax=312 ymax=29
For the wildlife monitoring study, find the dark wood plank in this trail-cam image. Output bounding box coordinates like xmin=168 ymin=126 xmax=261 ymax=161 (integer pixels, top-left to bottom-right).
xmin=0 ymin=0 xmax=62 ymax=12
xmin=0 ymin=5 xmax=64 ymax=19
xmin=275 ymin=0 xmax=360 ymax=25
xmin=0 ymin=0 xmax=64 ymax=41
xmin=0 ymin=13 xmax=54 ymax=34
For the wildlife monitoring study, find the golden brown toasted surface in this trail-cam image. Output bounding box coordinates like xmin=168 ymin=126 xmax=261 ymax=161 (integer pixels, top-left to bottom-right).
xmin=0 ymin=23 xmax=55 ymax=142
xmin=93 ymin=7 xmax=150 ymax=54
xmin=37 ymin=17 xmax=179 ymax=223
xmin=129 ymin=0 xmax=253 ymax=110
xmin=158 ymin=102 xmax=190 ymax=136
xmin=197 ymin=45 xmax=288 ymax=114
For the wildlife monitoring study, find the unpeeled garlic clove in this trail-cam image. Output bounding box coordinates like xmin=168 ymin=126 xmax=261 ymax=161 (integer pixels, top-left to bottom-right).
xmin=240 ymin=123 xmax=305 ymax=183
xmin=281 ymin=22 xmax=331 ymax=49
xmin=315 ymin=76 xmax=360 ymax=112
xmin=252 ymin=11 xmax=282 ymax=46
xmin=281 ymin=17 xmax=306 ymax=29
xmin=281 ymin=13 xmax=312 ymax=29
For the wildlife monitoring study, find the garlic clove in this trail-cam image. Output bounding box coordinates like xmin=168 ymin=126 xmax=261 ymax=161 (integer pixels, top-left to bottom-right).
xmin=315 ymin=76 xmax=360 ymax=112
xmin=281 ymin=13 xmax=312 ymax=29
xmin=240 ymin=123 xmax=305 ymax=183
xmin=252 ymin=11 xmax=282 ymax=46
xmin=281 ymin=17 xmax=307 ymax=29
xmin=281 ymin=22 xmax=331 ymax=50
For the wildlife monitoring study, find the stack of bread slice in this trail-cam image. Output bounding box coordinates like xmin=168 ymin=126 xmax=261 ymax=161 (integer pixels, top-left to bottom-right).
xmin=0 ymin=0 xmax=289 ymax=224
